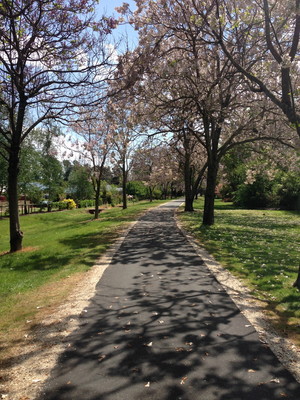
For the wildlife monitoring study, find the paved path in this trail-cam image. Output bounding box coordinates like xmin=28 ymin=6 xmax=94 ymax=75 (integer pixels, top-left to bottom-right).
xmin=39 ymin=200 xmax=299 ymax=400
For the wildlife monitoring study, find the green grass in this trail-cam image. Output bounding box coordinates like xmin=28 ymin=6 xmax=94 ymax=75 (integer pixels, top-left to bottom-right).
xmin=0 ymin=200 xmax=166 ymax=332
xmin=179 ymin=198 xmax=300 ymax=341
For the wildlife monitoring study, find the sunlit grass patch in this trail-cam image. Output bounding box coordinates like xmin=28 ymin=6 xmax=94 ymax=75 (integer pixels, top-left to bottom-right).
xmin=0 ymin=200 xmax=166 ymax=337
xmin=179 ymin=198 xmax=300 ymax=343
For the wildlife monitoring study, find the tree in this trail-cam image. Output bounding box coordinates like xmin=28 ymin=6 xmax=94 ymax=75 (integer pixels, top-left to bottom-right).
xmin=108 ymin=101 xmax=137 ymax=209
xmin=0 ymin=156 xmax=8 ymax=196
xmin=131 ymin=145 xmax=159 ymax=202
xmin=131 ymin=141 xmax=182 ymax=200
xmin=204 ymin=0 xmax=300 ymax=136
xmin=218 ymin=146 xmax=250 ymax=201
xmin=171 ymin=127 xmax=207 ymax=211
xmin=18 ymin=141 xmax=43 ymax=212
xmin=221 ymin=141 xmax=300 ymax=209
xmin=69 ymin=108 xmax=113 ymax=219
xmin=0 ymin=0 xmax=117 ymax=251
xmin=147 ymin=144 xmax=181 ymax=200
xmin=121 ymin=0 xmax=297 ymax=225
xmin=67 ymin=163 xmax=94 ymax=201
xmin=40 ymin=154 xmax=65 ymax=207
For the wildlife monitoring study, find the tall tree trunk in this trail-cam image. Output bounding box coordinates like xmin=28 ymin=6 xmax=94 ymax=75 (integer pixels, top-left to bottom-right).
xmin=24 ymin=194 xmax=28 ymax=215
xmin=122 ymin=165 xmax=127 ymax=210
xmin=163 ymin=185 xmax=168 ymax=200
xmin=293 ymin=265 xmax=300 ymax=290
xmin=94 ymin=179 xmax=101 ymax=219
xmin=8 ymin=146 xmax=23 ymax=252
xmin=203 ymin=162 xmax=218 ymax=226
xmin=184 ymin=155 xmax=194 ymax=211
xmin=149 ymin=187 xmax=153 ymax=202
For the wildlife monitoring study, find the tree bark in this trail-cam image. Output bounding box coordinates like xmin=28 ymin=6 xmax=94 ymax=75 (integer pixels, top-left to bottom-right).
xmin=184 ymin=162 xmax=194 ymax=212
xmin=24 ymin=194 xmax=28 ymax=215
xmin=293 ymin=265 xmax=300 ymax=290
xmin=94 ymin=178 xmax=101 ymax=219
xmin=122 ymin=164 xmax=127 ymax=210
xmin=149 ymin=187 xmax=153 ymax=202
xmin=202 ymin=163 xmax=218 ymax=226
xmin=8 ymin=146 xmax=23 ymax=252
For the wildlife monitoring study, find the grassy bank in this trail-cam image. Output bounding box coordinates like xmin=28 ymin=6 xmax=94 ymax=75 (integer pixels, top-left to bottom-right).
xmin=0 ymin=201 xmax=166 ymax=337
xmin=178 ymin=198 xmax=300 ymax=343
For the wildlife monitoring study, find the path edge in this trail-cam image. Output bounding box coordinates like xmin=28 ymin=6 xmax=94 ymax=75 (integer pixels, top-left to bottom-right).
xmin=2 ymin=219 xmax=140 ymax=400
xmin=175 ymin=207 xmax=300 ymax=383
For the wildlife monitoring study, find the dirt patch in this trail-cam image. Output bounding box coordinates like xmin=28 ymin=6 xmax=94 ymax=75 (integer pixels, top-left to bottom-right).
xmin=0 ymin=247 xmax=39 ymax=257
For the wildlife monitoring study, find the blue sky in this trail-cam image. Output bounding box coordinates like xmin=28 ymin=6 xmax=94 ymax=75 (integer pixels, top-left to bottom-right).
xmin=97 ymin=0 xmax=138 ymax=49
xmin=97 ymin=0 xmax=137 ymax=16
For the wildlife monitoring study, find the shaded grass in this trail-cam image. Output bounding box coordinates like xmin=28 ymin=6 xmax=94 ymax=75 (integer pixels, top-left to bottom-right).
xmin=0 ymin=201 xmax=166 ymax=334
xmin=179 ymin=198 xmax=300 ymax=343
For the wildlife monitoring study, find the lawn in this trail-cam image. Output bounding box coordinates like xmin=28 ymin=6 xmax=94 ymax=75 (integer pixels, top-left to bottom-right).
xmin=178 ymin=198 xmax=300 ymax=342
xmin=0 ymin=201 xmax=166 ymax=336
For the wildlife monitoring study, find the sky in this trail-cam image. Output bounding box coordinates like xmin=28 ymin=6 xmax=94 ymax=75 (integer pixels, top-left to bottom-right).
xmin=97 ymin=0 xmax=138 ymax=50
xmin=56 ymin=1 xmax=139 ymax=157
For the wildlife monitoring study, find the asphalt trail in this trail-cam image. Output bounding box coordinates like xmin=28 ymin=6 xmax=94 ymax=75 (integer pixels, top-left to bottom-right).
xmin=39 ymin=200 xmax=300 ymax=400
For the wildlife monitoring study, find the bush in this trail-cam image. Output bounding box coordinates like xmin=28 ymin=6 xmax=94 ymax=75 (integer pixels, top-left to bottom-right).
xmin=62 ymin=198 xmax=76 ymax=209
xmin=77 ymin=199 xmax=95 ymax=208
xmin=101 ymin=182 xmax=122 ymax=206
xmin=278 ymin=172 xmax=300 ymax=211
xmin=152 ymin=187 xmax=163 ymax=200
xmin=52 ymin=201 xmax=67 ymax=210
xmin=233 ymin=175 xmax=277 ymax=209
xmin=127 ymin=181 xmax=148 ymax=200
xmin=233 ymin=170 xmax=300 ymax=211
xmin=52 ymin=198 xmax=76 ymax=210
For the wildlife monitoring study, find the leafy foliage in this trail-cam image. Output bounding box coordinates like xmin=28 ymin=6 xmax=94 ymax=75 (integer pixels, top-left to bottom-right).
xmin=126 ymin=181 xmax=148 ymax=200
xmin=67 ymin=164 xmax=94 ymax=201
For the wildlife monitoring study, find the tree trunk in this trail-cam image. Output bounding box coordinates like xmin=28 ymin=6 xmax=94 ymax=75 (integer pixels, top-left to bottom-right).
xmin=24 ymin=194 xmax=28 ymax=215
xmin=122 ymin=165 xmax=127 ymax=210
xmin=8 ymin=146 xmax=23 ymax=252
xmin=293 ymin=265 xmax=300 ymax=290
xmin=202 ymin=163 xmax=218 ymax=226
xmin=94 ymin=179 xmax=101 ymax=219
xmin=184 ymin=156 xmax=194 ymax=211
xmin=163 ymin=186 xmax=168 ymax=200
xmin=149 ymin=187 xmax=153 ymax=202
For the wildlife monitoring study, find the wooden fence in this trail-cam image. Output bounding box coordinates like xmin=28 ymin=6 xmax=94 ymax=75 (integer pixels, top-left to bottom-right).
xmin=0 ymin=204 xmax=43 ymax=218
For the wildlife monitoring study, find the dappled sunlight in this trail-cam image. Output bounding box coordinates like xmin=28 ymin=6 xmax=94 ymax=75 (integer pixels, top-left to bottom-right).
xmin=38 ymin=201 xmax=299 ymax=400
xmin=179 ymin=199 xmax=300 ymax=340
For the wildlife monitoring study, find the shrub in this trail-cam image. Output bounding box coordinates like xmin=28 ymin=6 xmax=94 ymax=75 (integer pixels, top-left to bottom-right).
xmin=152 ymin=187 xmax=163 ymax=200
xmin=233 ymin=175 xmax=276 ymax=209
xmin=277 ymin=172 xmax=300 ymax=211
xmin=77 ymin=199 xmax=95 ymax=208
xmin=51 ymin=198 xmax=76 ymax=210
xmin=52 ymin=201 xmax=67 ymax=210
xmin=127 ymin=181 xmax=148 ymax=200
xmin=62 ymin=198 xmax=76 ymax=209
xmin=233 ymin=170 xmax=300 ymax=211
xmin=101 ymin=182 xmax=122 ymax=207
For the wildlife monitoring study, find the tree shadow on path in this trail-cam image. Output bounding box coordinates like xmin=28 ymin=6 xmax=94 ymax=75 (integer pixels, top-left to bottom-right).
xmin=39 ymin=202 xmax=300 ymax=400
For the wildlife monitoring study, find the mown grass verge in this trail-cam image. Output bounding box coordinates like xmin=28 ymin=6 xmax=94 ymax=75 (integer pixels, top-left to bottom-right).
xmin=0 ymin=201 xmax=166 ymax=341
xmin=178 ymin=198 xmax=300 ymax=344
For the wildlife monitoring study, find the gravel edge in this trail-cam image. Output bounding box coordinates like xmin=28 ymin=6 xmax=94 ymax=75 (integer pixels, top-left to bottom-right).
xmin=0 ymin=221 xmax=138 ymax=400
xmin=175 ymin=210 xmax=300 ymax=383
xmin=2 ymin=203 xmax=299 ymax=400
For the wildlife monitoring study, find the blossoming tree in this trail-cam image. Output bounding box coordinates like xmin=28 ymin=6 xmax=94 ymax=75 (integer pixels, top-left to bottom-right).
xmin=0 ymin=0 xmax=117 ymax=251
